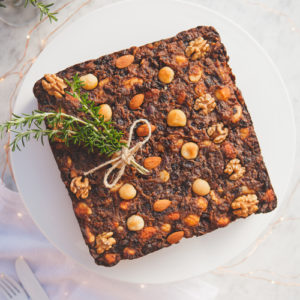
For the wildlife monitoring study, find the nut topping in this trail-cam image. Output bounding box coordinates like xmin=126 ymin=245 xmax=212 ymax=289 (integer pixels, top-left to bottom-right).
xmin=143 ymin=156 xmax=162 ymax=169
xmin=42 ymin=74 xmax=67 ymax=99
xmin=96 ymin=232 xmax=116 ymax=254
xmin=196 ymin=197 xmax=208 ymax=211
xmin=161 ymin=223 xmax=171 ymax=233
xmin=70 ymin=176 xmax=91 ymax=199
xmin=153 ymin=199 xmax=171 ymax=212
xmin=75 ymin=202 xmax=92 ymax=217
xmin=129 ymin=94 xmax=144 ymax=110
xmin=119 ymin=183 xmax=136 ymax=200
xmin=189 ymin=65 xmax=202 ymax=82
xmin=231 ymin=194 xmax=259 ymax=218
xmin=167 ymin=109 xmax=187 ymax=127
xmin=136 ymin=124 xmax=156 ymax=137
xmin=123 ymin=77 xmax=143 ymax=89
xmin=185 ymin=36 xmax=209 ymax=60
xmin=192 ymin=178 xmax=210 ymax=196
xmin=215 ymin=86 xmax=231 ymax=101
xmin=115 ymin=54 xmax=134 ymax=69
xmin=224 ymin=159 xmax=245 ymax=180
xmin=140 ymin=226 xmax=157 ymax=240
xmin=85 ymin=226 xmax=95 ymax=244
xmin=207 ymin=123 xmax=229 ymax=144
xmin=98 ymin=104 xmax=112 ymax=122
xmin=79 ymin=74 xmax=98 ymax=90
xmin=167 ymin=231 xmax=184 ymax=244
xmin=127 ymin=215 xmax=145 ymax=231
xmin=194 ymin=94 xmax=216 ymax=115
xmin=181 ymin=142 xmax=199 ymax=160
xmin=158 ymin=66 xmax=175 ymax=84
xmin=175 ymin=55 xmax=188 ymax=66
xmin=159 ymin=170 xmax=170 ymax=182
xmin=231 ymin=105 xmax=242 ymax=123
xmin=183 ymin=214 xmax=200 ymax=227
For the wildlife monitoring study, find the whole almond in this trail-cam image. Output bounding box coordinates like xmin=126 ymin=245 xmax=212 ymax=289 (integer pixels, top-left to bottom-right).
xmin=144 ymin=156 xmax=162 ymax=169
xmin=136 ymin=124 xmax=156 ymax=137
xmin=167 ymin=231 xmax=184 ymax=244
xmin=129 ymin=94 xmax=144 ymax=110
xmin=116 ymin=54 xmax=134 ymax=69
xmin=153 ymin=199 xmax=171 ymax=212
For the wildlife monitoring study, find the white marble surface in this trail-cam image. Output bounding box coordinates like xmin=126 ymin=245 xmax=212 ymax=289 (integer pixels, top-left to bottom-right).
xmin=0 ymin=0 xmax=299 ymax=299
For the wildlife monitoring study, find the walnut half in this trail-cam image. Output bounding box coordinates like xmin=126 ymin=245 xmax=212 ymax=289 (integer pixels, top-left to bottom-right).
xmin=207 ymin=123 xmax=229 ymax=143
xmin=231 ymin=194 xmax=259 ymax=218
xmin=224 ymin=159 xmax=245 ymax=180
xmin=42 ymin=74 xmax=67 ymax=99
xmin=96 ymin=232 xmax=116 ymax=254
xmin=185 ymin=37 xmax=210 ymax=60
xmin=194 ymin=93 xmax=216 ymax=115
xmin=70 ymin=176 xmax=91 ymax=199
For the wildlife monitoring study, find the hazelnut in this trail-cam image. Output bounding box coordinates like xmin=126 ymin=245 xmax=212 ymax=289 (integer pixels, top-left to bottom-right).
xmin=192 ymin=178 xmax=210 ymax=196
xmin=184 ymin=214 xmax=200 ymax=227
xmin=215 ymin=86 xmax=231 ymax=101
xmin=158 ymin=66 xmax=174 ymax=84
xmin=167 ymin=109 xmax=187 ymax=127
xmin=153 ymin=199 xmax=171 ymax=212
xmin=161 ymin=223 xmax=171 ymax=232
xmin=196 ymin=197 xmax=208 ymax=211
xmin=119 ymin=183 xmax=136 ymax=200
xmin=98 ymin=104 xmax=112 ymax=122
xmin=115 ymin=54 xmax=134 ymax=69
xmin=181 ymin=142 xmax=199 ymax=160
xmin=127 ymin=215 xmax=145 ymax=231
xmin=79 ymin=74 xmax=98 ymax=90
xmin=159 ymin=170 xmax=170 ymax=182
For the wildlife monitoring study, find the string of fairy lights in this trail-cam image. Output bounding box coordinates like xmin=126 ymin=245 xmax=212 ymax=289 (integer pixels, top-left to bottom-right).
xmin=0 ymin=0 xmax=299 ymax=291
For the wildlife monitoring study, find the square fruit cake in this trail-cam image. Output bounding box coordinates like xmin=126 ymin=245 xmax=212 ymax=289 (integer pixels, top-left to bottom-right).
xmin=33 ymin=26 xmax=277 ymax=266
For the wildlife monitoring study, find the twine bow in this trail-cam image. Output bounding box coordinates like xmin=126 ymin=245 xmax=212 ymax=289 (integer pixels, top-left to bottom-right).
xmin=83 ymin=119 xmax=152 ymax=189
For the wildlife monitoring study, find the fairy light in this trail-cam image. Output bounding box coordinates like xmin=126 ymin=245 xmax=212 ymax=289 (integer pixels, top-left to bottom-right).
xmin=0 ymin=0 xmax=299 ymax=291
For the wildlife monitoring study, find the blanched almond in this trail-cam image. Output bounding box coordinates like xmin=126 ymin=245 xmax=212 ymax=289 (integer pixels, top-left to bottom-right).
xmin=116 ymin=54 xmax=134 ymax=68
xmin=136 ymin=124 xmax=156 ymax=137
xmin=129 ymin=94 xmax=144 ymax=110
xmin=167 ymin=231 xmax=184 ymax=244
xmin=153 ymin=199 xmax=171 ymax=212
xmin=144 ymin=156 xmax=162 ymax=169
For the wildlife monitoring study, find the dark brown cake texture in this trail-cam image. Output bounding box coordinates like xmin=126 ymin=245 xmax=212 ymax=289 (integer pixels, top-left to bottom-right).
xmin=33 ymin=26 xmax=277 ymax=267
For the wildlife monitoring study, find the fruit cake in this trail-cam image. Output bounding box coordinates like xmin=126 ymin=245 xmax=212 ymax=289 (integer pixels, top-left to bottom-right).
xmin=33 ymin=26 xmax=277 ymax=266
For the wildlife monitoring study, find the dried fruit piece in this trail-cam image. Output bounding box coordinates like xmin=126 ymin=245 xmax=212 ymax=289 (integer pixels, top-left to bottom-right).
xmin=123 ymin=77 xmax=143 ymax=89
xmin=140 ymin=226 xmax=157 ymax=240
xmin=189 ymin=65 xmax=202 ymax=82
xmin=127 ymin=215 xmax=145 ymax=231
xmin=105 ymin=253 xmax=117 ymax=264
xmin=175 ymin=55 xmax=188 ymax=66
xmin=161 ymin=223 xmax=171 ymax=232
xmin=207 ymin=123 xmax=228 ymax=144
xmin=129 ymin=94 xmax=144 ymax=110
xmin=215 ymin=86 xmax=231 ymax=101
xmin=231 ymin=194 xmax=259 ymax=217
xmin=167 ymin=231 xmax=184 ymax=244
xmin=143 ymin=156 xmax=162 ymax=169
xmin=80 ymin=74 xmax=98 ymax=90
xmin=184 ymin=214 xmax=200 ymax=227
xmin=123 ymin=247 xmax=136 ymax=257
xmin=116 ymin=54 xmax=134 ymax=68
xmin=240 ymin=127 xmax=250 ymax=139
xmin=119 ymin=201 xmax=130 ymax=211
xmin=185 ymin=36 xmax=209 ymax=60
xmin=224 ymin=159 xmax=245 ymax=180
xmin=196 ymin=197 xmax=208 ymax=211
xmin=85 ymin=226 xmax=95 ymax=244
xmin=42 ymin=74 xmax=67 ymax=99
xmin=153 ymin=199 xmax=171 ymax=212
xmin=168 ymin=212 xmax=180 ymax=220
xmin=194 ymin=93 xmax=216 ymax=115
xmin=96 ymin=232 xmax=116 ymax=254
xmin=231 ymin=105 xmax=242 ymax=123
xmin=167 ymin=109 xmax=187 ymax=127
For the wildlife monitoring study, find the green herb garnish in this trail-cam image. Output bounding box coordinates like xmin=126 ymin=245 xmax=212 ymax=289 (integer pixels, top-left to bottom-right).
xmin=25 ymin=0 xmax=58 ymax=22
xmin=0 ymin=74 xmax=124 ymax=156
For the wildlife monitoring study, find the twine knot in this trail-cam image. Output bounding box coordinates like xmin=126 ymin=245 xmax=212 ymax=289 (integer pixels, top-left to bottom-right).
xmin=83 ymin=119 xmax=152 ymax=189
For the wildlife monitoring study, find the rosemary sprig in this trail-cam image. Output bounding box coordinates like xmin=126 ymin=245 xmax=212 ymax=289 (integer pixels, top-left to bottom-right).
xmin=0 ymin=76 xmax=124 ymax=156
xmin=25 ymin=0 xmax=58 ymax=22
